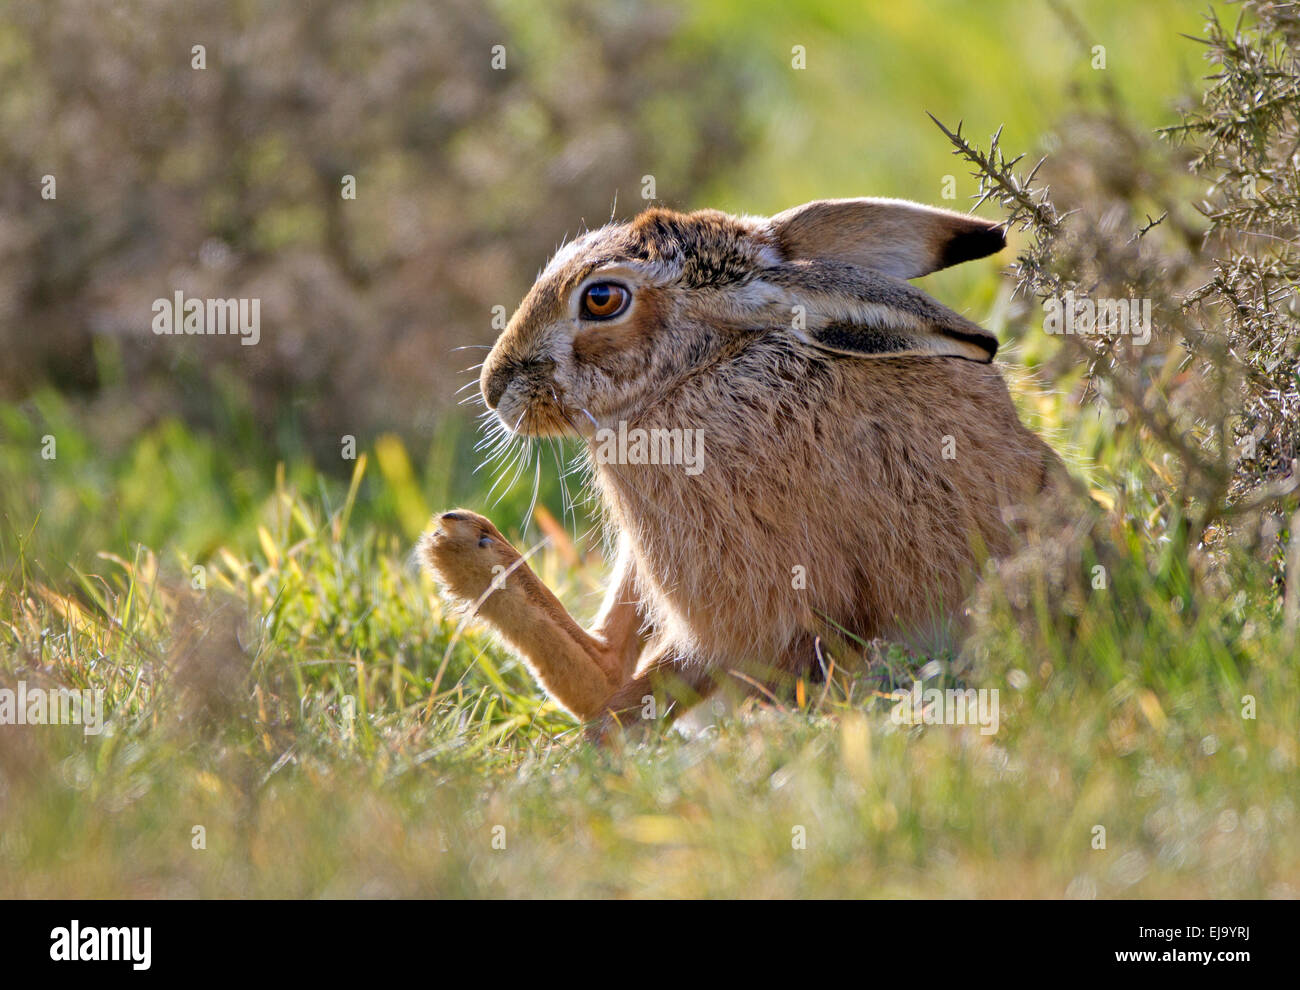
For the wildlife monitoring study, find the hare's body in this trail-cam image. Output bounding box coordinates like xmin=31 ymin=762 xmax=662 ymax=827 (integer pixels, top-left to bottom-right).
xmin=421 ymin=198 xmax=1062 ymax=732
xmin=596 ymin=347 xmax=1055 ymax=672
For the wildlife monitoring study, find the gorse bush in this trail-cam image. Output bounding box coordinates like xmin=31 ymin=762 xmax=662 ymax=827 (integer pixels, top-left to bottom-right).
xmin=938 ymin=1 xmax=1299 ymax=681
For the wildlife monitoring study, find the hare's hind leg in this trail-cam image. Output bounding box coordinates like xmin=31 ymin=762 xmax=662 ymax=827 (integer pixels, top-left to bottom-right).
xmin=585 ymin=642 xmax=718 ymax=742
xmin=420 ymin=510 xmax=646 ymax=720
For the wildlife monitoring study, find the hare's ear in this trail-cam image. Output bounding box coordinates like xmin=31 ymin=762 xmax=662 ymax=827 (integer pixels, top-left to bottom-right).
xmin=768 ymin=198 xmax=1004 ymax=280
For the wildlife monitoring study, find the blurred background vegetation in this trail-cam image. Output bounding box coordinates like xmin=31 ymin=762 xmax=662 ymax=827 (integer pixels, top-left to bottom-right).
xmin=2 ymin=0 xmax=1298 ymax=899
xmin=1 ymin=0 xmax=1197 ymax=569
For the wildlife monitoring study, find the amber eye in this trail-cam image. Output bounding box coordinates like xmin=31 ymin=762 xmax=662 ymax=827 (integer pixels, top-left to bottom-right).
xmin=580 ymin=282 xmax=630 ymax=320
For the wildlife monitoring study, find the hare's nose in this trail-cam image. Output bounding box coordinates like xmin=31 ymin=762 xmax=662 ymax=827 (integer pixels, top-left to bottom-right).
xmin=483 ymin=357 xmax=554 ymax=409
xmin=483 ymin=366 xmax=513 ymax=409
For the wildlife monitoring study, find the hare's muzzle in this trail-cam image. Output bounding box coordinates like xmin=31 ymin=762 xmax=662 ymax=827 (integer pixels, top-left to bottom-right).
xmin=482 ymin=364 xmax=512 ymax=409
xmin=480 ymin=355 xmax=574 ymax=441
xmin=481 ymin=355 xmax=557 ymax=411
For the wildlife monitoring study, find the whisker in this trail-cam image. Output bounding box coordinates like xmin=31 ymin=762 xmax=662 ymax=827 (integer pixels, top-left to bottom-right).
xmin=545 ymin=437 xmax=578 ymax=532
xmin=475 ymin=422 xmax=512 ymax=453
xmin=523 ymin=447 xmax=542 ymax=533
xmin=475 ymin=439 xmax=515 ymax=475
xmin=492 ymin=438 xmax=533 ymax=507
xmin=484 ymin=442 xmax=523 ymax=501
xmin=475 ymin=421 xmax=515 ymax=474
xmin=541 ymin=387 xmax=590 ymax=535
xmin=484 ymin=411 xmax=530 ymax=505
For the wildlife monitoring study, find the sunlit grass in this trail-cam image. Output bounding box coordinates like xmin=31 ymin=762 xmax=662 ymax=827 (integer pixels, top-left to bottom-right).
xmin=1 ymin=404 xmax=1297 ymax=897
xmin=0 ymin=0 xmax=1293 ymax=899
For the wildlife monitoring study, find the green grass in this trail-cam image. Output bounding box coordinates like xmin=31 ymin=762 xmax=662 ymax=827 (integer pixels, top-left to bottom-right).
xmin=1 ymin=392 xmax=1297 ymax=898
xmin=2 ymin=0 xmax=1295 ymax=899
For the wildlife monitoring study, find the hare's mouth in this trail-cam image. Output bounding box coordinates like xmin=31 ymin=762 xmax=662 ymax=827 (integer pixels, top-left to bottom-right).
xmin=495 ymin=388 xmax=587 ymax=440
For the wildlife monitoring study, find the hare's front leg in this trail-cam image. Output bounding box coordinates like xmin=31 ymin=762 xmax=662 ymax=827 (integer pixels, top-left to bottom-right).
xmin=585 ymin=531 xmax=647 ymax=685
xmin=419 ymin=510 xmax=645 ymax=720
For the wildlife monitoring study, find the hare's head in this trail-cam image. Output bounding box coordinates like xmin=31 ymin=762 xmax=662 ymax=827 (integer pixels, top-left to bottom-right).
xmin=480 ymin=198 xmax=1005 ymax=437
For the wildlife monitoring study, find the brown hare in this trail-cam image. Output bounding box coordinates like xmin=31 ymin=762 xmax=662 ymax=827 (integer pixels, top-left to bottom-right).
xmin=421 ymin=198 xmax=1062 ymax=735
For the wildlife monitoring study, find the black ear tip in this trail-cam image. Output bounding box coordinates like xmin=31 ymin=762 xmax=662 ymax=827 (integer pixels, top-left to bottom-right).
xmin=941 ymin=224 xmax=1006 ymax=268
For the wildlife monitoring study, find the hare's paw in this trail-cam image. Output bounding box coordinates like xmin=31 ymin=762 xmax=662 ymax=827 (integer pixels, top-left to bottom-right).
xmin=418 ymin=510 xmax=522 ymax=604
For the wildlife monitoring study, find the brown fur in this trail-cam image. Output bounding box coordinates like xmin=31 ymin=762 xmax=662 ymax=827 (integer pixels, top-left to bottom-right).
xmin=420 ymin=198 xmax=1062 ymax=733
xmin=420 ymin=512 xmax=625 ymax=714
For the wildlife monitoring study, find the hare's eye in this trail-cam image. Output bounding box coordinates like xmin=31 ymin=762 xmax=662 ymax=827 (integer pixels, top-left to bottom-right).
xmin=478 ymin=535 xmax=493 ymax=548
xmin=580 ymin=282 xmax=630 ymax=320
